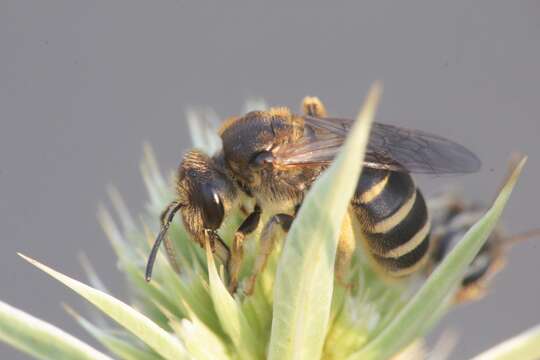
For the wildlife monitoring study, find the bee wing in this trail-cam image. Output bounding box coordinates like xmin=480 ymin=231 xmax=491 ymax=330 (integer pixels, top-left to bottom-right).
xmin=275 ymin=116 xmax=481 ymax=174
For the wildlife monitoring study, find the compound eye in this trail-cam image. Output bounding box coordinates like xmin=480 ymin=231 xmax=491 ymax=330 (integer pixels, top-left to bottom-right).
xmin=250 ymin=150 xmax=274 ymax=168
xmin=200 ymin=183 xmax=224 ymax=230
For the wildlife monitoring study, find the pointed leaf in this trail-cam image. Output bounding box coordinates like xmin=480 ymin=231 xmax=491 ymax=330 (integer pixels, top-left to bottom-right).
xmin=65 ymin=306 xmax=158 ymax=360
xmin=268 ymin=84 xmax=381 ymax=360
xmin=472 ymin=324 xmax=540 ymax=360
xmin=173 ymin=318 xmax=230 ymax=360
xmin=0 ymin=300 xmax=112 ymax=360
xmin=19 ymin=254 xmax=188 ymax=360
xmin=205 ymin=244 xmax=265 ymax=359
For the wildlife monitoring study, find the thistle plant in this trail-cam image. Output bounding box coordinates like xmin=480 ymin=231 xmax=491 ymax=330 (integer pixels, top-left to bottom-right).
xmin=1 ymin=85 xmax=540 ymax=360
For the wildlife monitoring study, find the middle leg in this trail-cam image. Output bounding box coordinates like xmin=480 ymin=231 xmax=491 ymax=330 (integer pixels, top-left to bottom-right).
xmin=243 ymin=211 xmax=356 ymax=294
xmin=227 ymin=205 xmax=262 ymax=293
xmin=244 ymin=213 xmax=293 ymax=295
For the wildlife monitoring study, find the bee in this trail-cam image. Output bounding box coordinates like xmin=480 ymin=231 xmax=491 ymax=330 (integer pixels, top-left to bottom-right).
xmin=426 ymin=193 xmax=540 ymax=303
xmin=145 ymin=96 xmax=481 ymax=294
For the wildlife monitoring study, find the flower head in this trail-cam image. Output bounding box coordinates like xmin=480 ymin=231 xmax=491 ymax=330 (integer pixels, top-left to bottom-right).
xmin=4 ymin=88 xmax=532 ymax=360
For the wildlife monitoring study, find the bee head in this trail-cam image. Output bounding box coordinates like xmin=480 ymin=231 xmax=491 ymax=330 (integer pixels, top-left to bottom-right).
xmin=145 ymin=149 xmax=236 ymax=282
xmin=176 ymin=150 xmax=237 ymax=246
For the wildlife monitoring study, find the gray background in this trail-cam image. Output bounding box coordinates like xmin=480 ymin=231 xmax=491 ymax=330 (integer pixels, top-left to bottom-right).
xmin=1 ymin=1 xmax=539 ymax=359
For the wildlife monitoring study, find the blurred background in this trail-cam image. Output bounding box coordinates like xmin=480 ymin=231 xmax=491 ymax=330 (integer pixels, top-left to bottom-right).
xmin=1 ymin=1 xmax=539 ymax=358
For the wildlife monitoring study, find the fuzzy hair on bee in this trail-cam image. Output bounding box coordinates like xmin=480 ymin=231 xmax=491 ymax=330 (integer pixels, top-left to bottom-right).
xmin=145 ymin=95 xmax=481 ymax=295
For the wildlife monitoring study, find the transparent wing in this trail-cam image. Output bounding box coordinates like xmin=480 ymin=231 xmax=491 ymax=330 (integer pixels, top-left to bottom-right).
xmin=275 ymin=116 xmax=481 ymax=174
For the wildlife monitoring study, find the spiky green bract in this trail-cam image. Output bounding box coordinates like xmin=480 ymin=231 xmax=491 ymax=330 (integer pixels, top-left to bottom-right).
xmin=1 ymin=93 xmax=537 ymax=360
xmin=64 ymin=305 xmax=159 ymax=360
xmin=472 ymin=324 xmax=540 ymax=360
xmin=268 ymin=84 xmax=381 ymax=360
xmin=0 ymin=300 xmax=113 ymax=360
xmin=351 ymin=157 xmax=527 ymax=360
xmin=205 ymin=243 xmax=266 ymax=359
xmin=18 ymin=254 xmax=188 ymax=360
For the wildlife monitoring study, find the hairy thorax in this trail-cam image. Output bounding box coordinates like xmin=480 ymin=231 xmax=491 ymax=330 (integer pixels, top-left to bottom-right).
xmin=219 ymin=108 xmax=314 ymax=215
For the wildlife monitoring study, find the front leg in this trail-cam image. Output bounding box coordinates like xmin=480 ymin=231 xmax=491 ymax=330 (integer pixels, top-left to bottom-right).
xmin=228 ymin=205 xmax=261 ymax=293
xmin=244 ymin=213 xmax=294 ymax=295
xmin=208 ymin=230 xmax=231 ymax=267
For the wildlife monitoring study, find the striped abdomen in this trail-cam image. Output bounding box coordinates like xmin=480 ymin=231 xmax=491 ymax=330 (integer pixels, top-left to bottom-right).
xmin=430 ymin=210 xmax=495 ymax=288
xmin=351 ymin=167 xmax=430 ymax=277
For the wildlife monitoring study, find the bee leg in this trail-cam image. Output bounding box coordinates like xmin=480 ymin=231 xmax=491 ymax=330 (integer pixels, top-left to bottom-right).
xmin=301 ymin=96 xmax=328 ymax=117
xmin=208 ymin=231 xmax=231 ymax=266
xmin=244 ymin=213 xmax=293 ymax=295
xmin=335 ymin=211 xmax=356 ymax=288
xmin=159 ymin=201 xmax=182 ymax=275
xmin=228 ymin=205 xmax=262 ymax=293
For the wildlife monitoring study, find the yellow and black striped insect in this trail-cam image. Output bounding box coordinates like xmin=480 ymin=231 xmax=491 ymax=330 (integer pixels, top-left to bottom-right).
xmin=426 ymin=193 xmax=540 ymax=303
xmin=145 ymin=96 xmax=481 ymax=294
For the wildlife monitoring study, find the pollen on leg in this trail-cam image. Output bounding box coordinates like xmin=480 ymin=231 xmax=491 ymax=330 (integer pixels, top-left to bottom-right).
xmin=302 ymin=96 xmax=327 ymax=117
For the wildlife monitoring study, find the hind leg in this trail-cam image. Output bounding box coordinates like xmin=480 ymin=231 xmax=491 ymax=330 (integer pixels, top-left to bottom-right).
xmin=335 ymin=211 xmax=356 ymax=288
xmin=302 ymin=96 xmax=328 ymax=117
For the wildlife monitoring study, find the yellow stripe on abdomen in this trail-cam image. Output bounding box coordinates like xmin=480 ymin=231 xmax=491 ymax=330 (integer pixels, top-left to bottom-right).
xmin=352 ymin=168 xmax=431 ymax=276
